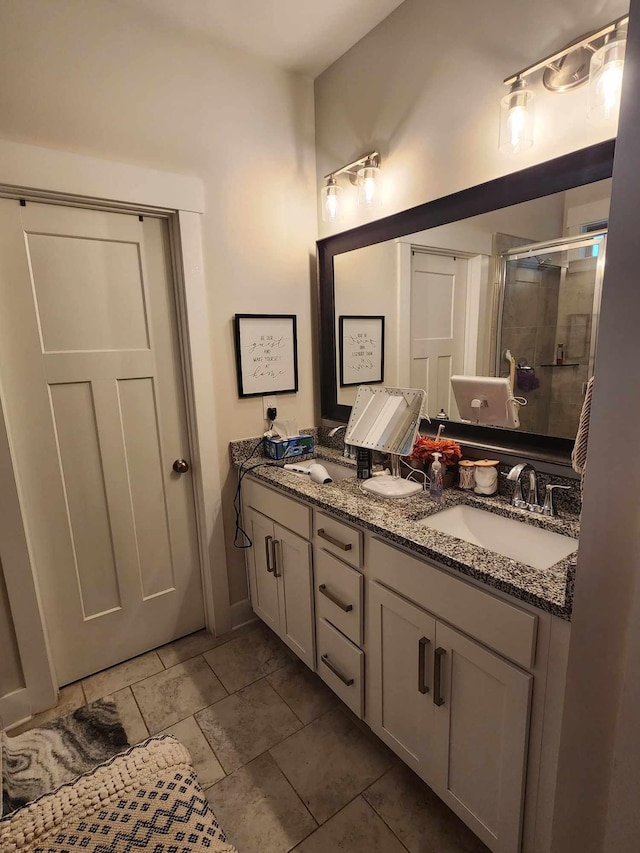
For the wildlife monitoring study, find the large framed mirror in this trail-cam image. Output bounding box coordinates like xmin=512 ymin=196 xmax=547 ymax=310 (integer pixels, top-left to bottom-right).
xmin=318 ymin=141 xmax=614 ymax=464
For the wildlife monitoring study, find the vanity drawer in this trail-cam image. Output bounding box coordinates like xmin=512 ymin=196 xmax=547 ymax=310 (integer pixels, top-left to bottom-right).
xmin=315 ymin=549 xmax=363 ymax=646
xmin=317 ymin=618 xmax=364 ymax=718
xmin=243 ymin=477 xmax=311 ymax=539
xmin=369 ymin=537 xmax=538 ymax=669
xmin=314 ymin=511 xmax=363 ymax=567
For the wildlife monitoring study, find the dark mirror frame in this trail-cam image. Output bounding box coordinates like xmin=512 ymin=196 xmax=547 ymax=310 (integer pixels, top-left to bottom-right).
xmin=317 ymin=140 xmax=615 ymax=465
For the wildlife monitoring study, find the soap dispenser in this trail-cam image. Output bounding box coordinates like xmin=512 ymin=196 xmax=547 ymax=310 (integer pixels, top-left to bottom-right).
xmin=430 ymin=452 xmax=444 ymax=502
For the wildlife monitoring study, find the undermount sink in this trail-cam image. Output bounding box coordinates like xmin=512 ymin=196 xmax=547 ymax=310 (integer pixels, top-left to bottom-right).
xmin=417 ymin=504 xmax=578 ymax=570
xmin=314 ymin=459 xmax=356 ymax=482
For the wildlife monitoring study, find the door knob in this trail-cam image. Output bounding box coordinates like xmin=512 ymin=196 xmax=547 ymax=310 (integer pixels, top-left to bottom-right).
xmin=172 ymin=458 xmax=190 ymax=474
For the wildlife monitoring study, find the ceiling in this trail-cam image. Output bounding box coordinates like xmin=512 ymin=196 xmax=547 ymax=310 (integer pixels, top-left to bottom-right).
xmin=111 ymin=0 xmax=406 ymax=78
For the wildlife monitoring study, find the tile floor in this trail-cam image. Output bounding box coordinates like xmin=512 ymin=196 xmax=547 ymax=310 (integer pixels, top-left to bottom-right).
xmin=9 ymin=621 xmax=490 ymax=853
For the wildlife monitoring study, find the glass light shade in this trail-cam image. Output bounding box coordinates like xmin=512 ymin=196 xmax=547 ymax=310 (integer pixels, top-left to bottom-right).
xmin=321 ymin=178 xmax=343 ymax=223
xmin=499 ymin=81 xmax=534 ymax=153
xmin=357 ymin=158 xmax=379 ymax=207
xmin=588 ymin=31 xmax=626 ymax=123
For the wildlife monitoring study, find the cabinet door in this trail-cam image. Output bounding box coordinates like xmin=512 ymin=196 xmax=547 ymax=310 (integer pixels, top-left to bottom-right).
xmin=367 ymin=582 xmax=437 ymax=784
xmin=245 ymin=507 xmax=279 ymax=633
xmin=274 ymin=523 xmax=315 ymax=669
xmin=433 ymin=622 xmax=532 ymax=853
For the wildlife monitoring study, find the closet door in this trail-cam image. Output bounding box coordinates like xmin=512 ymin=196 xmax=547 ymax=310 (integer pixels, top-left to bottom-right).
xmin=0 ymin=200 xmax=203 ymax=684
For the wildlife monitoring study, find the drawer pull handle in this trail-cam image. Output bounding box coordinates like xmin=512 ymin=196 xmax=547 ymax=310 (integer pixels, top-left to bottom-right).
xmin=321 ymin=653 xmax=354 ymax=686
xmin=418 ymin=637 xmax=430 ymax=694
xmin=265 ymin=535 xmax=274 ymax=573
xmin=433 ymin=647 xmax=446 ymax=707
xmin=317 ymin=528 xmax=352 ymax=551
xmin=271 ymin=539 xmax=281 ymax=578
xmin=319 ymin=584 xmax=353 ymax=612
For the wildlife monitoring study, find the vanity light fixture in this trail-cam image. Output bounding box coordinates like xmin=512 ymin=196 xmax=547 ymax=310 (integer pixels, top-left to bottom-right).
xmin=499 ymin=78 xmax=534 ymax=153
xmin=588 ymin=20 xmax=627 ymax=123
xmin=500 ymin=14 xmax=628 ymax=151
xmin=321 ymin=152 xmax=381 ymax=223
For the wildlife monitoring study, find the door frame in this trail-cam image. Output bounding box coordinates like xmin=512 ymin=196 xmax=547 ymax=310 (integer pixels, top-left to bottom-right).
xmin=0 ymin=139 xmax=230 ymax=722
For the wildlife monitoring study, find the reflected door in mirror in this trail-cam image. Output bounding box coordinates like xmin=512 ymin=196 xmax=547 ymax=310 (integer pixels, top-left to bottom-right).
xmin=411 ymin=252 xmax=468 ymax=420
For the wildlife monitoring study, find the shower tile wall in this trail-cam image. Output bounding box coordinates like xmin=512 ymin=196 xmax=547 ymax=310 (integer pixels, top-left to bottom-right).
xmin=548 ymin=256 xmax=596 ymax=438
xmin=501 ymin=264 xmax=561 ymax=434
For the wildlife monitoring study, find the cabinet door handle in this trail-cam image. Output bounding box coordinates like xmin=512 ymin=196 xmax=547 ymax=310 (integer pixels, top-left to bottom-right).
xmin=317 ymin=528 xmax=352 ymax=551
xmin=265 ymin=535 xmax=274 ymax=573
xmin=271 ymin=539 xmax=281 ymax=578
xmin=418 ymin=637 xmax=430 ymax=694
xmin=319 ymin=584 xmax=353 ymax=612
xmin=320 ymin=653 xmax=354 ymax=686
xmin=433 ymin=647 xmax=446 ymax=707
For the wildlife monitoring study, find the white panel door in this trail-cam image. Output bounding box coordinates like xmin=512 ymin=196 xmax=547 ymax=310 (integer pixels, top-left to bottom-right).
xmin=0 ymin=199 xmax=204 ymax=685
xmin=433 ymin=622 xmax=532 ymax=853
xmin=367 ymin=582 xmax=437 ymax=785
xmin=411 ymin=252 xmax=468 ymax=419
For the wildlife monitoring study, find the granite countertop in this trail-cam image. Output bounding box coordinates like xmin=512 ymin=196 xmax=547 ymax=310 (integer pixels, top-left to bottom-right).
xmin=231 ymin=439 xmax=579 ymax=620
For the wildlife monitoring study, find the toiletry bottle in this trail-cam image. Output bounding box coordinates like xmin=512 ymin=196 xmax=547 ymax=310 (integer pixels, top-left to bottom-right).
xmin=556 ymin=343 xmax=565 ymax=365
xmin=356 ymin=447 xmax=373 ymax=480
xmin=430 ymin=452 xmax=444 ymax=501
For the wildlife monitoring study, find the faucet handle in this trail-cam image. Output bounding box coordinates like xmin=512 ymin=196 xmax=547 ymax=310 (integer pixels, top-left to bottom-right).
xmin=542 ymin=484 xmax=571 ymax=516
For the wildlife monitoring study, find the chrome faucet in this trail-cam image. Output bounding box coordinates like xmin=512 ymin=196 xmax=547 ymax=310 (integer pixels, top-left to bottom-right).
xmin=506 ymin=462 xmax=572 ymax=516
xmin=328 ymin=424 xmax=354 ymax=459
xmin=507 ymin=462 xmax=539 ymax=509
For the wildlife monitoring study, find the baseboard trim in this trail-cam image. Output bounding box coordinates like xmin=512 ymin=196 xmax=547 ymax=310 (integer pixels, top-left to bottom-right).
xmin=230 ymin=598 xmax=256 ymax=630
xmin=0 ymin=687 xmax=31 ymax=729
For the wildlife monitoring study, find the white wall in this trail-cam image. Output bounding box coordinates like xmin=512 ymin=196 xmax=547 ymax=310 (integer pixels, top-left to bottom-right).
xmin=315 ymin=0 xmax=627 ymax=239
xmin=552 ymin=3 xmax=640 ymax=848
xmin=0 ymin=0 xmax=317 ymax=618
xmin=334 ymin=241 xmax=398 ymax=405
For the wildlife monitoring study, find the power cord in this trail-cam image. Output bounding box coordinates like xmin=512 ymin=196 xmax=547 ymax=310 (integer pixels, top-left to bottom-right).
xmin=233 ymin=436 xmax=296 ymax=549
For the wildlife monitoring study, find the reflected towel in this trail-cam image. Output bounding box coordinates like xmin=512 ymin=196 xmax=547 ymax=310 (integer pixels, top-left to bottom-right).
xmin=572 ymin=376 xmax=594 ymax=493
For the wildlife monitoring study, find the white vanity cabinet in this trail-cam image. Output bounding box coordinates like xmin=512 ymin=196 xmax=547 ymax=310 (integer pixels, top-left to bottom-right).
xmin=243 ymin=481 xmax=315 ymax=669
xmin=368 ymin=581 xmax=531 ymax=853
xmin=242 ymin=475 xmax=570 ymax=853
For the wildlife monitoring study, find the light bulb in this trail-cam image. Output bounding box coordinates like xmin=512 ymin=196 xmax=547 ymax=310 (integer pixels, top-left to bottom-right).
xmin=507 ymin=104 xmax=527 ymax=150
xmin=321 ymin=177 xmax=342 ymax=223
xmin=588 ymin=28 xmax=626 ymax=124
xmin=357 ymin=158 xmax=380 ymax=207
xmin=499 ymin=79 xmax=534 ymax=154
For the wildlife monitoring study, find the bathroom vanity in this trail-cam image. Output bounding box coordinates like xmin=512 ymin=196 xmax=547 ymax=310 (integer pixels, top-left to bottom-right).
xmin=236 ymin=445 xmax=577 ymax=853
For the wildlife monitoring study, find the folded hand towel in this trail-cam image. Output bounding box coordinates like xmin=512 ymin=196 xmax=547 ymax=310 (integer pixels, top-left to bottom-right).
xmin=572 ymin=376 xmax=594 ymax=493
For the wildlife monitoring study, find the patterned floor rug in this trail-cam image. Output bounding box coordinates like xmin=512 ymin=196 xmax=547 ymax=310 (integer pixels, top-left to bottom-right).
xmin=2 ymin=698 xmax=129 ymax=815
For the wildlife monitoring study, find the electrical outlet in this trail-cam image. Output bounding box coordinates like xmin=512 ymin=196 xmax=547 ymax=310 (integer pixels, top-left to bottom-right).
xmin=263 ymin=395 xmax=277 ymax=420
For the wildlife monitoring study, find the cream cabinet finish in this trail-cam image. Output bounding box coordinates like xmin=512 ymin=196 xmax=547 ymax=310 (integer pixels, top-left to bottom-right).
xmin=316 ymin=617 xmax=364 ymax=717
xmin=433 ymin=621 xmax=531 ymax=853
xmin=244 ymin=505 xmax=315 ymax=669
xmin=243 ymin=476 xmax=569 ymax=853
xmin=315 ymin=547 xmax=364 ymax=646
xmin=367 ymin=581 xmax=437 ymax=780
xmin=368 ymin=581 xmax=531 ymax=853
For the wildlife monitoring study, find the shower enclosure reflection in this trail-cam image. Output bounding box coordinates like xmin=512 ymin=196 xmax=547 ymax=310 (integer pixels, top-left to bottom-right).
xmin=497 ymin=232 xmax=606 ymax=438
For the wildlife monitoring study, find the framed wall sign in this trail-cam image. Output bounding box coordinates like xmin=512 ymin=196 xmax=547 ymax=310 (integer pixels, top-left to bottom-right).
xmin=339 ymin=315 xmax=385 ymax=387
xmin=234 ymin=314 xmax=299 ymax=397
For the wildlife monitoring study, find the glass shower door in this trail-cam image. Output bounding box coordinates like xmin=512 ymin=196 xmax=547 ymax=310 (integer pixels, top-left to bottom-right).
xmin=497 ymin=231 xmax=606 ymax=438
